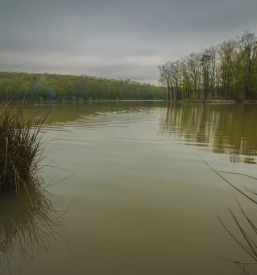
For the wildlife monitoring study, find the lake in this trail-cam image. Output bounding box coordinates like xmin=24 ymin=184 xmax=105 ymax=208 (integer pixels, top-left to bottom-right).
xmin=1 ymin=102 xmax=257 ymax=274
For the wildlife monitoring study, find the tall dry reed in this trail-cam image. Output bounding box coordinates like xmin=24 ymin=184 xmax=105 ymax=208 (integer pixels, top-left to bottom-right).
xmin=0 ymin=103 xmax=47 ymax=194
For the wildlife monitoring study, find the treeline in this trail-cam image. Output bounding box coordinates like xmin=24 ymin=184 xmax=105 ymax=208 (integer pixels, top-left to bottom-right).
xmin=0 ymin=72 xmax=164 ymax=101
xmin=158 ymin=30 xmax=257 ymax=102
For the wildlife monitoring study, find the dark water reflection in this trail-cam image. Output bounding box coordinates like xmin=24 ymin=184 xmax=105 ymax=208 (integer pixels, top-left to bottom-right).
xmin=41 ymin=102 xmax=257 ymax=164
xmin=160 ymin=103 xmax=257 ymax=164
xmin=45 ymin=101 xmax=161 ymax=128
xmin=0 ymin=186 xmax=64 ymax=274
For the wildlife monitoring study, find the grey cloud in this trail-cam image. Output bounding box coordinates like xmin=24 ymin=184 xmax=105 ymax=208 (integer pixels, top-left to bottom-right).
xmin=0 ymin=0 xmax=257 ymax=84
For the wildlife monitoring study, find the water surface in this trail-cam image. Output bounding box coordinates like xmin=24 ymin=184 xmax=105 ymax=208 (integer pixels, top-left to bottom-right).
xmin=1 ymin=102 xmax=257 ymax=274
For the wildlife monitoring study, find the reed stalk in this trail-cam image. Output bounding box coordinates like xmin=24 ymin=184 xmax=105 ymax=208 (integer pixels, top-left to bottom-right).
xmin=0 ymin=103 xmax=47 ymax=194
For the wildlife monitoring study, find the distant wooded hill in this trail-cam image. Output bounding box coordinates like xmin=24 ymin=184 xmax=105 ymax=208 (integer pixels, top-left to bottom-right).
xmin=0 ymin=72 xmax=164 ymax=101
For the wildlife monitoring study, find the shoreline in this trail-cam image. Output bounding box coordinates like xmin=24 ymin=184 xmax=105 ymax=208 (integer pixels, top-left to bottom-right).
xmin=1 ymin=99 xmax=257 ymax=105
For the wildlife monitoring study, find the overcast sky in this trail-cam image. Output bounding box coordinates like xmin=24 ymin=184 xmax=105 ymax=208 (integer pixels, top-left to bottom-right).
xmin=0 ymin=0 xmax=257 ymax=84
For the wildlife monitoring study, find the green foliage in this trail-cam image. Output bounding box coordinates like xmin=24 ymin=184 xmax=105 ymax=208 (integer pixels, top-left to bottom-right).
xmin=72 ymin=96 xmax=76 ymax=102
xmin=116 ymin=97 xmax=119 ymax=101
xmin=0 ymin=73 xmax=164 ymax=101
xmin=95 ymin=99 xmax=98 ymax=103
xmin=88 ymin=97 xmax=92 ymax=102
xmin=158 ymin=30 xmax=257 ymax=101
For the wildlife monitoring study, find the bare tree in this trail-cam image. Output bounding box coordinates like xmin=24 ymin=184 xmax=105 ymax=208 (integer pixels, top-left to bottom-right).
xmin=187 ymin=53 xmax=202 ymax=99
xmin=181 ymin=57 xmax=192 ymax=99
xmin=158 ymin=62 xmax=173 ymax=100
xmin=219 ymin=39 xmax=238 ymax=99
xmin=200 ymin=51 xmax=211 ymax=103
xmin=240 ymin=30 xmax=257 ymax=99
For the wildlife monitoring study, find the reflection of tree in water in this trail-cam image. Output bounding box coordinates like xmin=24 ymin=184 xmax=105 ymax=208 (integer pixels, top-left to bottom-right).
xmin=0 ymin=183 xmax=65 ymax=273
xmin=34 ymin=101 xmax=165 ymax=126
xmin=160 ymin=103 xmax=257 ymax=164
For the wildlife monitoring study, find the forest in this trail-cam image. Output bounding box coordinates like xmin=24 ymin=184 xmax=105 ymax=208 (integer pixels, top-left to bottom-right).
xmin=0 ymin=72 xmax=164 ymax=101
xmin=158 ymin=30 xmax=257 ymax=102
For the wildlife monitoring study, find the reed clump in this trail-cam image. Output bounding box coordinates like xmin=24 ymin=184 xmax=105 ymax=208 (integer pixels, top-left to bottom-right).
xmin=0 ymin=103 xmax=46 ymax=194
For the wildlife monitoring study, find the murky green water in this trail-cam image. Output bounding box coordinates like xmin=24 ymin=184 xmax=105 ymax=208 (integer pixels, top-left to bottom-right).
xmin=1 ymin=102 xmax=257 ymax=274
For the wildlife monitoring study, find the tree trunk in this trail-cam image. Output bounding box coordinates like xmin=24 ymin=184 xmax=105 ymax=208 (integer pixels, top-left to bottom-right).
xmin=171 ymin=86 xmax=175 ymax=101
xmin=167 ymin=86 xmax=171 ymax=101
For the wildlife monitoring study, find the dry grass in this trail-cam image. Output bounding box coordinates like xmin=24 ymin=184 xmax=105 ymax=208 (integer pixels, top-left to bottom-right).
xmin=198 ymin=154 xmax=257 ymax=274
xmin=0 ymin=103 xmax=47 ymax=194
